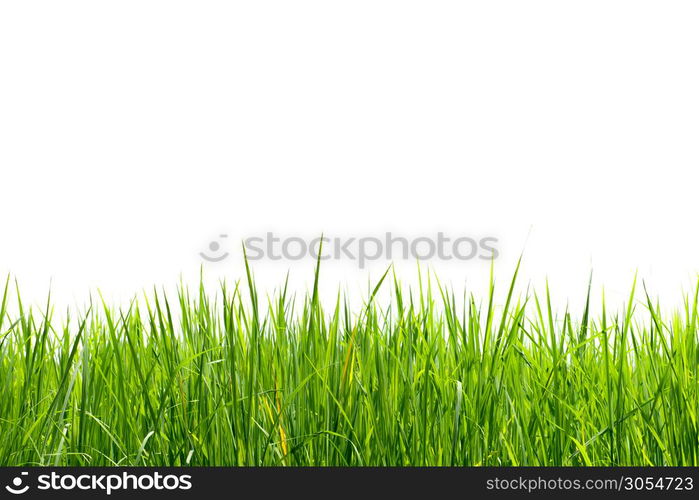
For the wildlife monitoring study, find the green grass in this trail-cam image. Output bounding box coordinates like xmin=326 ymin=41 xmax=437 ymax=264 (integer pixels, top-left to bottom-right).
xmin=0 ymin=259 xmax=697 ymax=466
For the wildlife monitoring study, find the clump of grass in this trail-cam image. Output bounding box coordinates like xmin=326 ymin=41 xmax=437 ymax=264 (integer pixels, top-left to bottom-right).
xmin=0 ymin=259 xmax=696 ymax=466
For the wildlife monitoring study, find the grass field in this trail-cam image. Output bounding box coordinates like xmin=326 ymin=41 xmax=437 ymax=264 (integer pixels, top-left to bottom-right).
xmin=0 ymin=258 xmax=697 ymax=466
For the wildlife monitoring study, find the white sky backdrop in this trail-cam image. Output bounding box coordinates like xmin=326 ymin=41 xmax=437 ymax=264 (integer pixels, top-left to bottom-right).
xmin=1 ymin=1 xmax=698 ymax=316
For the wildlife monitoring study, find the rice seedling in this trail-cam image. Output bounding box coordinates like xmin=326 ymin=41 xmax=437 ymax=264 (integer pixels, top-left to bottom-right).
xmin=0 ymin=258 xmax=696 ymax=466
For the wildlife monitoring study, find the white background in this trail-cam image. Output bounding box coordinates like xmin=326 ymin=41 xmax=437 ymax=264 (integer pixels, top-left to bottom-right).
xmin=1 ymin=1 xmax=697 ymax=313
